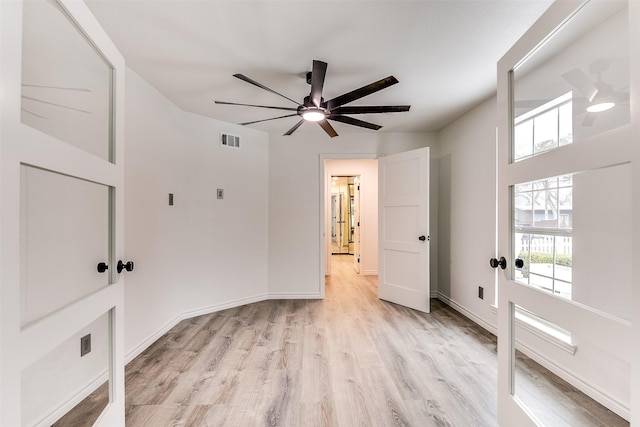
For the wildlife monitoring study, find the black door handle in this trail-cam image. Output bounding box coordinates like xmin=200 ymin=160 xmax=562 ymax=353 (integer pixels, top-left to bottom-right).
xmin=515 ymin=258 xmax=524 ymax=269
xmin=490 ymin=257 xmax=507 ymax=270
xmin=117 ymin=260 xmax=135 ymax=273
xmin=97 ymin=262 xmax=108 ymax=273
xmin=418 ymin=235 xmax=427 ymax=241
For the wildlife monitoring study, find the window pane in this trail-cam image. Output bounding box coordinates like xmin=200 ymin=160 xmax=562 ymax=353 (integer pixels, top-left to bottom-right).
xmin=21 ymin=0 xmax=113 ymax=162
xmin=512 ymin=3 xmax=629 ymax=159
xmin=558 ymin=102 xmax=572 ymax=146
xmin=21 ymin=166 xmax=110 ymax=325
xmin=514 ymin=119 xmax=533 ymax=161
xmin=533 ymin=109 xmax=558 ymax=154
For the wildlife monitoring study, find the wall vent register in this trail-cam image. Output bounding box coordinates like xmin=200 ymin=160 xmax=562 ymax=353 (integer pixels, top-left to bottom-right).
xmin=220 ymin=133 xmax=240 ymax=148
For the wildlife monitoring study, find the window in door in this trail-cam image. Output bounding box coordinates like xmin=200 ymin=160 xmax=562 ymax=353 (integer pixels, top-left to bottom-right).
xmin=514 ymin=174 xmax=572 ymax=299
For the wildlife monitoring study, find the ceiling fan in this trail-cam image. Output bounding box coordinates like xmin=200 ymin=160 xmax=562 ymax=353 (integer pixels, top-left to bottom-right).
xmin=215 ymin=60 xmax=410 ymax=137
xmin=561 ymin=60 xmax=629 ymax=126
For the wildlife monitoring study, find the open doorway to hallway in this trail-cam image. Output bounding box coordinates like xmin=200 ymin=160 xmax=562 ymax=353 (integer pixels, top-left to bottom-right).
xmin=330 ymin=175 xmax=357 ymax=256
xmin=322 ymin=158 xmax=378 ymax=281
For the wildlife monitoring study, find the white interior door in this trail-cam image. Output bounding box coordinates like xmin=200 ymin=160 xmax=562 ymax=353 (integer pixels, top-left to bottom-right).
xmin=497 ymin=0 xmax=638 ymax=424
xmin=1 ymin=0 xmax=126 ymax=425
xmin=378 ymin=147 xmax=430 ymax=313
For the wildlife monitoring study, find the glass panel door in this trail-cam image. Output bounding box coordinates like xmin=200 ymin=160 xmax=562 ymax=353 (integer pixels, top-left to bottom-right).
xmin=497 ymin=0 xmax=635 ymax=424
xmin=1 ymin=0 xmax=126 ymax=425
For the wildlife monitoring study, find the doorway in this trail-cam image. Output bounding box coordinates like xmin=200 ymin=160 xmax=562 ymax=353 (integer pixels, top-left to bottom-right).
xmin=321 ymin=156 xmax=377 ymax=283
xmin=331 ymin=176 xmax=358 ymax=255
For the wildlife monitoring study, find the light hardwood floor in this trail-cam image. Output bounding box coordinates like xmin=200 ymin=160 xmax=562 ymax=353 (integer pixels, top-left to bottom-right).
xmin=56 ymin=255 xmax=627 ymax=426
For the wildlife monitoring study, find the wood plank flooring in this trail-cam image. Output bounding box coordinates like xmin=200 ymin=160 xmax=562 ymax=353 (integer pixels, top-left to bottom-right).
xmin=57 ymin=255 xmax=627 ymax=426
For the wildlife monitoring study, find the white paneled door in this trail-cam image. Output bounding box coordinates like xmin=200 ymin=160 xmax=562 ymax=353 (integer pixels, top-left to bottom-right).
xmin=1 ymin=1 xmax=126 ymax=425
xmin=497 ymin=0 xmax=637 ymax=424
xmin=378 ymin=148 xmax=430 ymax=313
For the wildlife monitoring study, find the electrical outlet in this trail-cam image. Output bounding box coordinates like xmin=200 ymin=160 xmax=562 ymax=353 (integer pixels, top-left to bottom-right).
xmin=478 ymin=286 xmax=484 ymax=300
xmin=80 ymin=334 xmax=91 ymax=357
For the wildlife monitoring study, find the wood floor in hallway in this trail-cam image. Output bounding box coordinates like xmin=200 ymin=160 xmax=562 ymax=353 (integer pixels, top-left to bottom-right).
xmin=57 ymin=255 xmax=627 ymax=426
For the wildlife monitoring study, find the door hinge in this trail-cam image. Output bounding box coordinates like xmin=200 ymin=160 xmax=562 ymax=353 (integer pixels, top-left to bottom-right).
xmin=428 ymin=235 xmax=430 ymax=241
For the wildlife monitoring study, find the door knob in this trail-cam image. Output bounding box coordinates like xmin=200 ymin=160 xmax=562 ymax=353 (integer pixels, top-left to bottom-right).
xmin=97 ymin=262 xmax=108 ymax=273
xmin=117 ymin=260 xmax=135 ymax=273
xmin=489 ymin=257 xmax=507 ymax=270
xmin=418 ymin=235 xmax=427 ymax=241
xmin=515 ymin=258 xmax=524 ymax=269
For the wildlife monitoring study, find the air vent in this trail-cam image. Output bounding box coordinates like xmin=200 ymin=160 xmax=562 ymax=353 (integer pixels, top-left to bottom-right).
xmin=220 ymin=133 xmax=240 ymax=148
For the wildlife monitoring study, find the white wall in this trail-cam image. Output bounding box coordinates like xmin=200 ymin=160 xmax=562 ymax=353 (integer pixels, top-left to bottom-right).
xmin=268 ymin=131 xmax=438 ymax=298
xmin=437 ymin=95 xmax=631 ymax=416
xmin=325 ymin=159 xmax=378 ymax=275
xmin=124 ymin=69 xmax=269 ymax=360
xmin=437 ymin=96 xmax=497 ymax=325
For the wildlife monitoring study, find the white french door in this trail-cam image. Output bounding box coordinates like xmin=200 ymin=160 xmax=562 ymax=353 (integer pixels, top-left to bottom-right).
xmin=1 ymin=1 xmax=126 ymax=425
xmin=496 ymin=0 xmax=638 ymax=424
xmin=378 ymin=147 xmax=430 ymax=313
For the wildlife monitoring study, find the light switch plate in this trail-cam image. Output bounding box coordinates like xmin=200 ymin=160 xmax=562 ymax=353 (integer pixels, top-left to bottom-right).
xmin=217 ymin=189 xmax=224 ymax=199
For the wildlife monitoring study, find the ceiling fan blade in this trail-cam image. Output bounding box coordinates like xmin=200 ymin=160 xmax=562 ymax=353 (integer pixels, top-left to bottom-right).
xmin=325 ymin=76 xmax=399 ymax=110
xmin=284 ymin=119 xmax=305 ymax=136
xmin=239 ymin=113 xmax=298 ymax=126
xmin=22 ymin=83 xmax=91 ymax=92
xmin=310 ymin=60 xmax=328 ymax=108
xmin=233 ymin=74 xmax=300 ymax=106
xmin=21 ymin=95 xmax=91 ymax=114
xmin=562 ymin=68 xmax=598 ymax=102
xmin=21 ymin=108 xmax=47 ymax=119
xmin=582 ymin=113 xmax=596 ymax=127
xmin=317 ymin=119 xmax=338 ymax=138
xmin=215 ymin=101 xmax=298 ymax=111
xmin=328 ymin=115 xmax=381 ymax=131
xmin=330 ymin=105 xmax=410 ymax=115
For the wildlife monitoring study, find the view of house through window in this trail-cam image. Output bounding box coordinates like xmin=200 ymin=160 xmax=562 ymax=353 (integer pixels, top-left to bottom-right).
xmin=513 ymin=93 xmax=573 ymax=299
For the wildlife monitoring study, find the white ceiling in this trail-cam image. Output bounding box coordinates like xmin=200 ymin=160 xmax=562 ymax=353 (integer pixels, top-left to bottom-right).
xmin=86 ymin=0 xmax=554 ymax=136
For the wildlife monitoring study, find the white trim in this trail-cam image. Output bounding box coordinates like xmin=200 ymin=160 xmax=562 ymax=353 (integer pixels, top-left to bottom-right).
xmin=436 ymin=292 xmax=497 ymax=334
xmin=361 ymin=269 xmax=378 ymax=276
xmin=516 ymin=341 xmax=630 ymax=421
xmin=268 ymin=292 xmax=322 ymax=300
xmin=437 ymin=293 xmax=628 ymax=421
xmin=125 ymin=293 xmax=268 ymax=364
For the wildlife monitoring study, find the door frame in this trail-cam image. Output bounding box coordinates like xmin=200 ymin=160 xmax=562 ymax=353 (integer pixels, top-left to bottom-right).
xmin=319 ymin=154 xmax=376 ymax=297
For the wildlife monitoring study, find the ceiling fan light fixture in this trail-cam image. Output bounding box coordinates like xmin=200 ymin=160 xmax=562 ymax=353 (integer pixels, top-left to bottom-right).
xmin=302 ymin=109 xmax=325 ymax=122
xmin=586 ymin=101 xmax=615 ymax=113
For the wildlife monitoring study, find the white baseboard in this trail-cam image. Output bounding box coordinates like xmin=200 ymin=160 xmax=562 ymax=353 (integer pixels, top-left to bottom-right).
xmin=32 ymin=371 xmax=108 ymax=427
xmin=125 ymin=293 xmax=269 ymax=364
xmin=516 ymin=341 xmax=630 ymax=421
xmin=435 ymin=292 xmax=630 ymax=421
xmin=436 ymin=292 xmax=497 ymax=334
xmin=268 ymin=292 xmax=322 ymax=299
